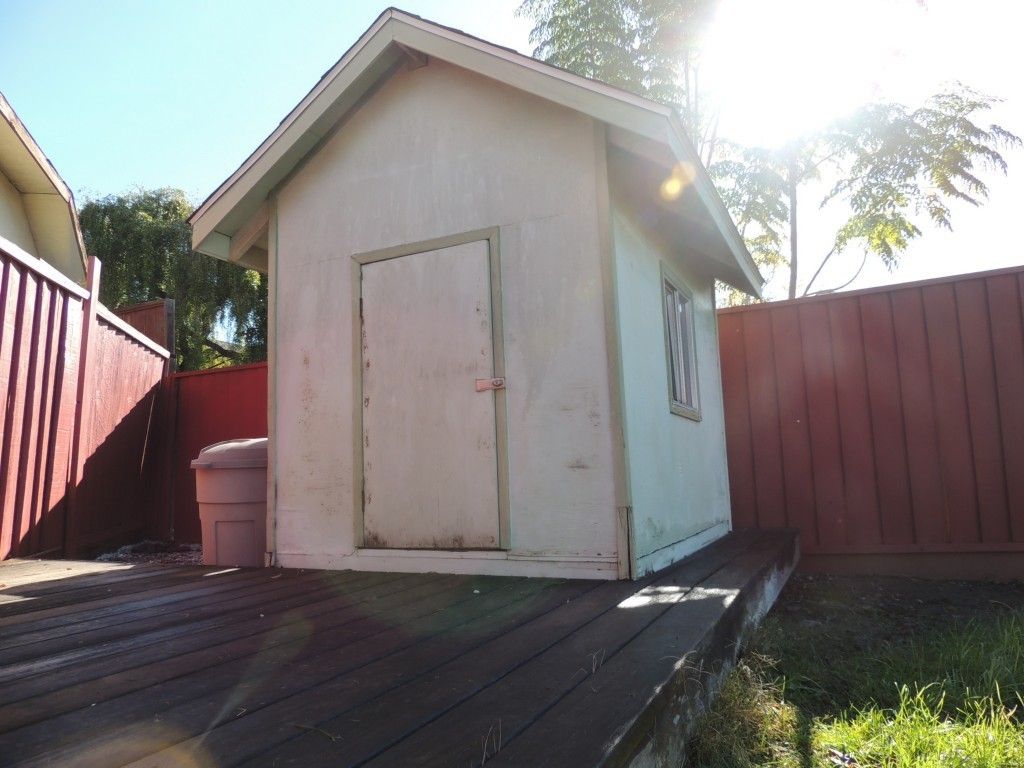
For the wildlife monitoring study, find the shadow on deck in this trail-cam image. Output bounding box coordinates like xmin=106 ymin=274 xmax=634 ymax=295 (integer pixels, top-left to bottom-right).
xmin=0 ymin=529 xmax=797 ymax=767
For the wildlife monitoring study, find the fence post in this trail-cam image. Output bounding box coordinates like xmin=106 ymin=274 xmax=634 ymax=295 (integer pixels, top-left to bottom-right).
xmin=164 ymin=298 xmax=176 ymax=373
xmin=64 ymin=255 xmax=101 ymax=557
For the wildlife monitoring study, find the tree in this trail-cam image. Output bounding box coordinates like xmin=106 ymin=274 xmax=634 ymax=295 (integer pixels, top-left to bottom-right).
xmin=517 ymin=0 xmax=717 ymax=155
xmin=518 ymin=2 xmax=1020 ymax=301
xmin=721 ymin=87 xmax=1021 ymax=300
xmin=78 ymin=188 xmax=268 ymax=370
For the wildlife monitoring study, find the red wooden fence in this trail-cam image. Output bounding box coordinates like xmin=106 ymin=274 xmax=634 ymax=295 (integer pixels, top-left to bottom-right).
xmin=115 ymin=299 xmax=175 ymax=371
xmin=719 ymin=265 xmax=1024 ymax=571
xmin=0 ymin=242 xmax=170 ymax=559
xmin=163 ymin=362 xmax=267 ymax=542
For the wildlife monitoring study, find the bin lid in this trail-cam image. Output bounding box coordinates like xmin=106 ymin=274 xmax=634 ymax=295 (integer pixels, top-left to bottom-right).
xmin=191 ymin=437 xmax=268 ymax=470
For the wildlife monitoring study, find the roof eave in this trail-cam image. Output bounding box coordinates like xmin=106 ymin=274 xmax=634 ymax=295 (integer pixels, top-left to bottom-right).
xmin=190 ymin=8 xmax=764 ymax=298
xmin=0 ymin=92 xmax=88 ymax=284
xmin=664 ymin=114 xmax=763 ymax=298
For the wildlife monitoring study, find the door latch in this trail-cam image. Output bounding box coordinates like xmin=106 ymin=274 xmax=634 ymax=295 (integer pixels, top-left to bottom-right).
xmin=475 ymin=377 xmax=506 ymax=392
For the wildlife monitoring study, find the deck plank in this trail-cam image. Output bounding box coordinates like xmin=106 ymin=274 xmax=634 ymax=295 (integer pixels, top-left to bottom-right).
xmin=0 ymin=571 xmax=416 ymax=709
xmin=241 ymin=533 xmax=756 ymax=768
xmin=0 ymin=569 xmax=331 ymax=660
xmin=0 ymin=567 xmax=299 ymax=635
xmin=0 ymin=531 xmax=796 ymax=768
xmin=488 ymin=531 xmax=795 ymax=766
xmin=0 ymin=560 xmax=199 ymax=593
xmin=0 ymin=574 xmax=433 ymax=745
xmin=0 ymin=570 xmax=409 ymax=682
xmin=0 ymin=564 xmax=225 ymax=617
xmin=13 ymin=577 xmax=577 ymax=767
xmin=354 ymin=532 xmax=758 ymax=768
xmin=0 ymin=559 xmax=142 ymax=585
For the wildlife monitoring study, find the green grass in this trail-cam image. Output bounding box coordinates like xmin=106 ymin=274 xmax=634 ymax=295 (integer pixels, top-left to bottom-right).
xmin=687 ymin=576 xmax=1024 ymax=768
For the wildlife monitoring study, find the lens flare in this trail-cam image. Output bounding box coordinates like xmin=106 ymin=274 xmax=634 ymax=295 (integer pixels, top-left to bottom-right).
xmin=660 ymin=162 xmax=696 ymax=202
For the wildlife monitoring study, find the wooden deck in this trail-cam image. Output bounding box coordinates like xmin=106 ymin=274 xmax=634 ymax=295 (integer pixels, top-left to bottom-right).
xmin=0 ymin=530 xmax=796 ymax=767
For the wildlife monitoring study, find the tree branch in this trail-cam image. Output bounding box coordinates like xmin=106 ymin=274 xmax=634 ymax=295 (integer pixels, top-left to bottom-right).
xmin=203 ymin=337 xmax=242 ymax=359
xmin=805 ymin=251 xmax=869 ymax=296
xmin=702 ymin=110 xmax=721 ymax=167
xmin=787 ymin=156 xmax=799 ymax=300
xmin=808 ymin=149 xmax=842 ymax=178
xmin=801 ymin=246 xmax=838 ymax=296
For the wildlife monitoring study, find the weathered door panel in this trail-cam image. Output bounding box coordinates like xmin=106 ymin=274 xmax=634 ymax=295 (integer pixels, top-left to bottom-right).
xmin=360 ymin=240 xmax=500 ymax=549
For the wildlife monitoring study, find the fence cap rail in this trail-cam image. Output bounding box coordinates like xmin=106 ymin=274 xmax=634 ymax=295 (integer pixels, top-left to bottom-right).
xmin=718 ymin=263 xmax=1024 ymax=315
xmin=114 ymin=298 xmax=172 ymax=314
xmin=172 ymin=361 xmax=268 ymax=379
xmin=0 ymin=234 xmax=90 ymax=299
xmin=96 ymin=305 xmax=171 ymax=358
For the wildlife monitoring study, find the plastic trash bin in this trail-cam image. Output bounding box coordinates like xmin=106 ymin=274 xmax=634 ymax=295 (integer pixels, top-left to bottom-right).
xmin=191 ymin=438 xmax=268 ymax=567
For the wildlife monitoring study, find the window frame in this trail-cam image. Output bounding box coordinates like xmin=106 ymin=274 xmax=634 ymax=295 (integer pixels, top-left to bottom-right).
xmin=661 ymin=264 xmax=701 ymax=421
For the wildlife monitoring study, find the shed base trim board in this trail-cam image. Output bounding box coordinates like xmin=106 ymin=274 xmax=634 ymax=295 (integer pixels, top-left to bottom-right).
xmin=634 ymin=520 xmax=731 ymax=578
xmin=275 ymin=550 xmax=620 ymax=579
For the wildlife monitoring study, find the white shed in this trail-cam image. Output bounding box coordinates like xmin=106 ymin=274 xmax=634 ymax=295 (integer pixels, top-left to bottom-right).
xmin=190 ymin=9 xmax=762 ymax=580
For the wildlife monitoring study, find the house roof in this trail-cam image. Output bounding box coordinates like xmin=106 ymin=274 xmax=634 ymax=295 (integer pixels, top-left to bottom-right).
xmin=189 ymin=8 xmax=763 ymax=296
xmin=0 ymin=92 xmax=88 ymax=284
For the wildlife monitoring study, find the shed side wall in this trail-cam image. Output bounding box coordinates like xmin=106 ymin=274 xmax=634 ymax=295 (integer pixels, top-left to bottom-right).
xmin=272 ymin=59 xmax=619 ymax=574
xmin=611 ymin=201 xmax=732 ymax=576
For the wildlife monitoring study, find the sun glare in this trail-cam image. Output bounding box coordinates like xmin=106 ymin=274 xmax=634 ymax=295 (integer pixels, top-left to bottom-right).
xmin=659 ymin=162 xmax=696 ymax=201
xmin=701 ymin=0 xmax=926 ymax=148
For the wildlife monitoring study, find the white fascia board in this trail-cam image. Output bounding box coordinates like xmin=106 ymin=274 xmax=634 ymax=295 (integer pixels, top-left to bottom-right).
xmin=664 ymin=116 xmax=763 ymax=298
xmin=190 ymin=8 xmax=763 ymax=297
xmin=190 ymin=8 xmax=675 ymax=252
xmin=392 ymin=12 xmax=675 ymax=136
xmin=190 ymin=10 xmax=398 ymax=249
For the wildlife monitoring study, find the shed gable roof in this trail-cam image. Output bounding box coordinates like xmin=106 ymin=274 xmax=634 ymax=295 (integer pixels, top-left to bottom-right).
xmin=190 ymin=8 xmax=762 ymax=296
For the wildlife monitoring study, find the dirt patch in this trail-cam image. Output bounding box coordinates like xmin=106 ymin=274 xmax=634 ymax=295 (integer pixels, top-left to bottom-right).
xmin=763 ymin=573 xmax=1024 ymax=716
xmin=776 ymin=572 xmax=1024 ymax=641
xmin=96 ymin=540 xmax=202 ymax=566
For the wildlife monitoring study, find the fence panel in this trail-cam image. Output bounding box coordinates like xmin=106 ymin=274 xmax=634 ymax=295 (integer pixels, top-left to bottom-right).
xmin=169 ymin=362 xmax=267 ymax=542
xmin=114 ymin=299 xmax=175 ymax=370
xmin=0 ymin=242 xmax=85 ymax=558
xmin=0 ymin=244 xmax=170 ymax=559
xmin=718 ymin=265 xmax=1024 ymax=569
xmin=68 ymin=308 xmax=169 ymax=553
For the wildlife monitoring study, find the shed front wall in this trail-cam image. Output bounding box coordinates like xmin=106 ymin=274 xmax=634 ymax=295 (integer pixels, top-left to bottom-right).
xmin=611 ymin=201 xmax=732 ymax=576
xmin=272 ymin=59 xmax=620 ymax=578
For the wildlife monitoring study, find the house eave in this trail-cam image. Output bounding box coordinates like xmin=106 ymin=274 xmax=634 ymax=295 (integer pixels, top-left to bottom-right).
xmin=0 ymin=92 xmax=88 ymax=285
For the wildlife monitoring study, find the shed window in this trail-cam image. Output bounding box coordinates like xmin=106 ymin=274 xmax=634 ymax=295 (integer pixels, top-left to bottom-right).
xmin=663 ymin=274 xmax=700 ymax=420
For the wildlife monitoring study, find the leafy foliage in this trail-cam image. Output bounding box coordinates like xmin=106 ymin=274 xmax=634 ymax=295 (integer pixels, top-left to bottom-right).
xmin=822 ymin=87 xmax=1020 ymax=268
xmin=517 ymin=0 xmax=716 ymax=144
xmin=707 ymin=86 xmax=1018 ymax=298
xmin=78 ymin=188 xmax=267 ymax=371
xmin=518 ymin=1 xmax=1020 ymax=302
xmin=709 ymin=143 xmax=789 ymax=304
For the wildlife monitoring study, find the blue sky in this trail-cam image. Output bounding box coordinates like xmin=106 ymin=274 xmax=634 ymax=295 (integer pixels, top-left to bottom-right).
xmin=2 ymin=0 xmax=1021 ymax=298
xmin=1 ymin=0 xmax=530 ymax=202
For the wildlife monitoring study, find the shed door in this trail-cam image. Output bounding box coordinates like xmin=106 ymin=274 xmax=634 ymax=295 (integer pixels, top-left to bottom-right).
xmin=360 ymin=240 xmax=500 ymax=549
